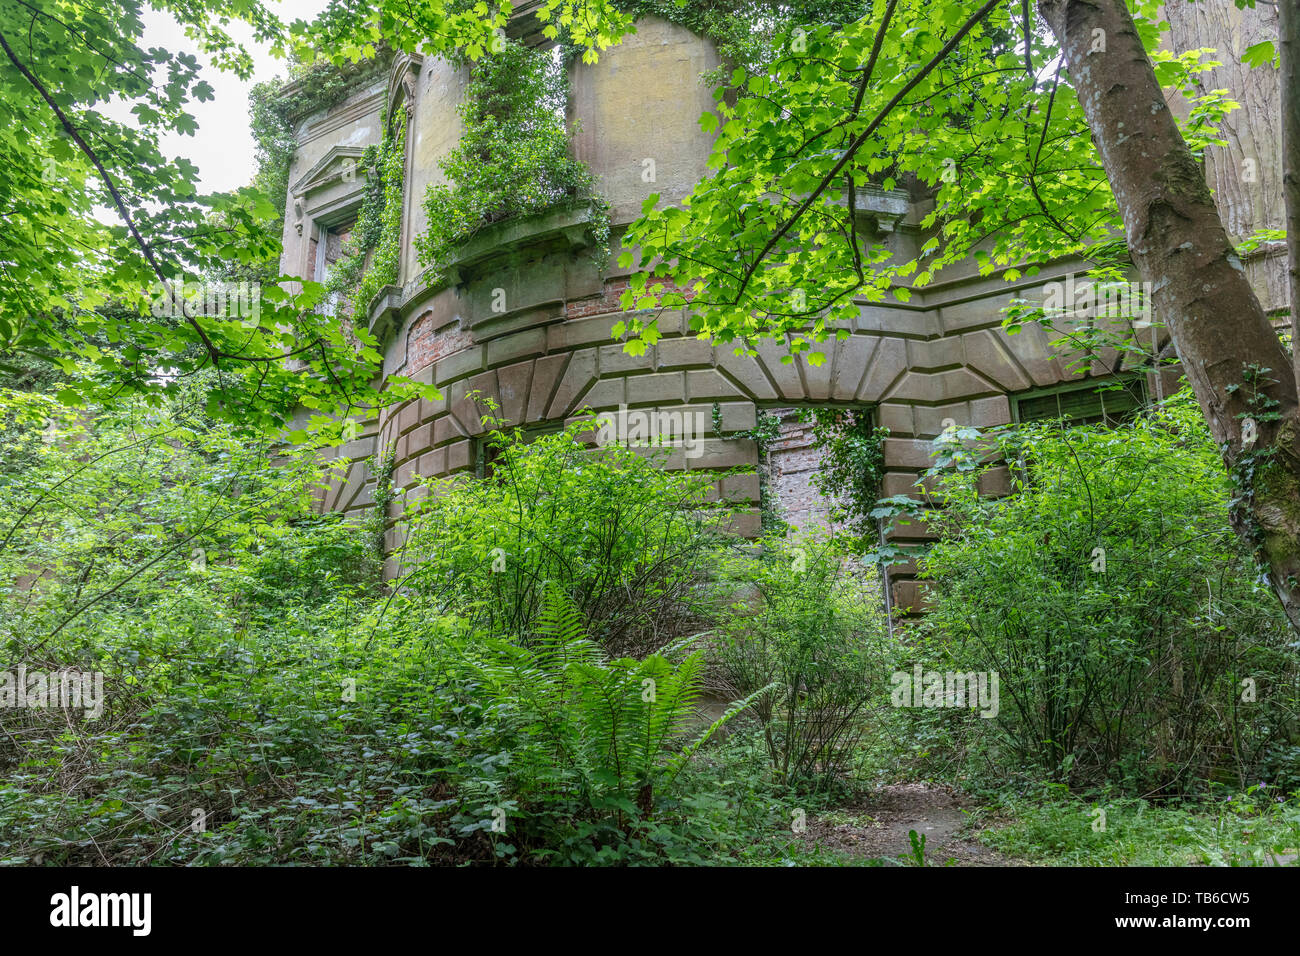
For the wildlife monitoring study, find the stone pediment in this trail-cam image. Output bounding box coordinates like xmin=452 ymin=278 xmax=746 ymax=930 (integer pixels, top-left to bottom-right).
xmin=291 ymin=146 xmax=370 ymax=198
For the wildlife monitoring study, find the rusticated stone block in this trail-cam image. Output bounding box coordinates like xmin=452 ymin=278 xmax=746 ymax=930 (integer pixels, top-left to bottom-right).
xmin=627 ymin=371 xmax=685 ymax=406
xmin=656 ymin=336 xmax=714 ymax=369
xmin=714 ymin=347 xmax=778 ymax=400
xmin=978 ymin=466 xmax=1013 ymax=497
xmin=686 ymin=369 xmax=745 ymax=401
xmin=830 ymin=335 xmax=875 ymax=401
xmin=857 ymin=336 xmax=906 ymax=402
xmin=486 ymin=327 xmax=546 ymax=367
xmin=432 ymin=414 xmax=464 ymax=447
xmin=913 ymin=402 xmax=970 ymax=438
xmin=880 ymin=471 xmax=924 ymax=498
xmin=970 ymin=395 xmax=1012 ymax=427
xmin=418 ymin=447 xmax=447 ymax=478
xmin=495 ymin=360 xmax=533 ymax=426
xmin=890 ymin=579 xmax=930 ymax=615
xmin=685 ymin=436 xmax=757 ymax=470
xmin=599 ymin=342 xmax=653 ymax=375
xmin=433 ymin=343 xmax=484 ymax=386
xmin=961 ymin=328 xmax=1033 ymax=392
xmin=725 ymin=509 xmax=763 ymax=538
xmin=546 ymin=348 xmax=597 ymax=418
xmin=883 ymin=437 xmax=939 ymax=470
xmin=446 ymin=439 xmax=473 ymax=473
xmin=528 ymin=353 xmax=569 ymax=422
xmin=753 ymin=341 xmax=805 ymax=399
xmin=876 ymin=403 xmax=913 ymax=435
xmin=547 ymin=314 xmax=620 ymax=351
xmin=578 ymin=377 xmax=626 ymax=413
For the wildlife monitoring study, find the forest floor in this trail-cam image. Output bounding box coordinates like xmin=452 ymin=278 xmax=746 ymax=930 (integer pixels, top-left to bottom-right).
xmin=800 ymin=783 xmax=1023 ymax=866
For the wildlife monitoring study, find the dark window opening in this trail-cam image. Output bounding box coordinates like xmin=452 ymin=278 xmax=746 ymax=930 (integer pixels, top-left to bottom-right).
xmin=1013 ymin=377 xmax=1147 ymax=427
xmin=475 ymin=423 xmax=563 ymax=479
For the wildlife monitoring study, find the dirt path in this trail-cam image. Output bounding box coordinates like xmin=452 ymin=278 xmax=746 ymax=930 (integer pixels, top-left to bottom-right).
xmin=799 ymin=782 xmax=1023 ymax=866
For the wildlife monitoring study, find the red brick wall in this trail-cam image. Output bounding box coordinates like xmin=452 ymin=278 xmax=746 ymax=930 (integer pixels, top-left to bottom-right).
xmin=763 ymin=408 xmax=840 ymax=535
xmin=564 ymin=277 xmax=697 ymax=319
xmin=406 ymin=311 xmax=474 ymax=373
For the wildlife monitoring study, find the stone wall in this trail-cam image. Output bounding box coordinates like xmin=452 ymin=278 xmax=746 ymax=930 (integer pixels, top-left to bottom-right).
xmin=283 ymin=14 xmax=1185 ymax=611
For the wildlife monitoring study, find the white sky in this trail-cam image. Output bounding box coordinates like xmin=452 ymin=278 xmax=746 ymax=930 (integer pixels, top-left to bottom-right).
xmin=136 ymin=0 xmax=329 ymax=194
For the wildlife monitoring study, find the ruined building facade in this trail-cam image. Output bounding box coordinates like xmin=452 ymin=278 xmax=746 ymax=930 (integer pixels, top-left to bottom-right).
xmin=277 ymin=13 xmax=1286 ymax=611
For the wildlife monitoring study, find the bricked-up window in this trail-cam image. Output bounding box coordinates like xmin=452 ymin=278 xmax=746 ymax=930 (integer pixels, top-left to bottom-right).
xmin=1013 ymin=377 xmax=1147 ymax=427
xmin=475 ymin=424 xmax=564 ymax=479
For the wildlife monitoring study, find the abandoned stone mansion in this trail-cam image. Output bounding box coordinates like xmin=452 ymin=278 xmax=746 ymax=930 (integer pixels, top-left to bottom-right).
xmin=276 ymin=12 xmax=1288 ymax=611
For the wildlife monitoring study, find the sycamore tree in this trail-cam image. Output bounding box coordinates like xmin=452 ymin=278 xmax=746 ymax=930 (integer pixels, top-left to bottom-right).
xmin=0 ymin=0 xmax=440 ymax=435
xmin=599 ymin=0 xmax=1299 ymax=631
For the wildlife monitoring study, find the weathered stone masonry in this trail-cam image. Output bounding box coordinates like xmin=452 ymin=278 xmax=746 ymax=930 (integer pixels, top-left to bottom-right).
xmin=280 ymin=15 xmax=1184 ymax=612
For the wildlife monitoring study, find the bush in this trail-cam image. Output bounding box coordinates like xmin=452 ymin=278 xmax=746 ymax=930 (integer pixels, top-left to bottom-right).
xmin=401 ymin=413 xmax=736 ymax=655
xmin=714 ymin=535 xmax=893 ymax=791
xmin=909 ymin=389 xmax=1300 ymax=794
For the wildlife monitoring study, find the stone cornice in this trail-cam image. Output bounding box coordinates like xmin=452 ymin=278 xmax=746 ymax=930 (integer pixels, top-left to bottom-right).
xmin=365 ymin=203 xmax=600 ymax=343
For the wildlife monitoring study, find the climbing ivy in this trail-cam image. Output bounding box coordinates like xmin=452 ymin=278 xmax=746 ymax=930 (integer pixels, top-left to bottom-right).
xmin=248 ymin=56 xmax=388 ymax=230
xmin=323 ymin=118 xmax=407 ymax=323
xmin=737 ymin=409 xmax=787 ymax=536
xmin=368 ymin=439 xmax=398 ymax=563
xmin=613 ymin=0 xmax=870 ymax=76
xmin=415 ymin=40 xmax=609 ymax=277
xmin=801 ymin=406 xmax=888 ymax=547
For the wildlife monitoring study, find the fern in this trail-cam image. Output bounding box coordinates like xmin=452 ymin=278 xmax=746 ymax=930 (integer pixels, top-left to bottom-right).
xmin=470 ymin=583 xmax=747 ymax=821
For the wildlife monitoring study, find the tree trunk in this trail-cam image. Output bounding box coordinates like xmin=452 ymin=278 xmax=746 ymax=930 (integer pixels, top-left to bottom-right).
xmin=1281 ymin=0 xmax=1300 ymax=386
xmin=1160 ymin=0 xmax=1289 ymax=318
xmin=1038 ymin=0 xmax=1300 ymax=632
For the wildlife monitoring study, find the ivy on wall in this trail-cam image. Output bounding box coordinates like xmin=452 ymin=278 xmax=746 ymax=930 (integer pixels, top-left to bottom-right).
xmin=613 ymin=0 xmax=870 ymax=76
xmin=801 ymin=406 xmax=888 ymax=546
xmin=248 ymin=57 xmax=388 ymax=230
xmin=415 ymin=40 xmax=610 ymax=277
xmin=323 ymin=117 xmax=407 ymax=322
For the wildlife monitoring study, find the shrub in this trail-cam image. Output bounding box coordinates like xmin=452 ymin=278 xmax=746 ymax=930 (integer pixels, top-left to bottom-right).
xmin=714 ymin=535 xmax=893 ymax=791
xmin=910 ymin=389 xmax=1300 ymax=794
xmin=400 ymin=413 xmax=736 ymax=655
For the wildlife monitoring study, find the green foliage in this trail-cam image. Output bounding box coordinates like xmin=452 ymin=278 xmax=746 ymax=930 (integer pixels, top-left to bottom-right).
xmin=615 ymin=0 xmax=870 ymax=76
xmin=908 ymin=390 xmax=1300 ymax=793
xmin=715 ymin=536 xmax=892 ymax=791
xmin=0 ymin=0 xmax=433 ymax=429
xmin=0 ymin=390 xmax=796 ymax=866
xmin=415 ymin=40 xmax=607 ymax=276
xmin=401 ymin=408 xmax=735 ymax=655
xmin=975 ymin=785 xmax=1300 ymax=867
xmin=301 ymin=0 xmax=638 ymax=69
xmin=616 ymin=1 xmax=1240 ymax=363
xmin=466 ymin=584 xmax=762 ymax=857
xmin=323 ymin=120 xmax=407 ymax=321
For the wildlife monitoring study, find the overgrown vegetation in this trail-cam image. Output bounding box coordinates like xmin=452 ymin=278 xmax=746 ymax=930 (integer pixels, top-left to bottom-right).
xmin=6 ymin=0 xmax=1300 ymax=871
xmin=400 ymin=407 xmax=733 ymax=657
xmin=322 ymin=118 xmax=407 ymax=322
xmin=877 ymin=390 xmax=1300 ymax=796
xmin=415 ymin=40 xmax=609 ymax=277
